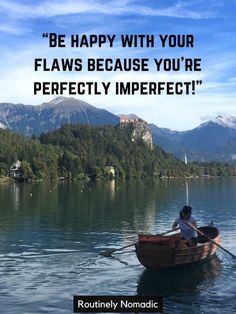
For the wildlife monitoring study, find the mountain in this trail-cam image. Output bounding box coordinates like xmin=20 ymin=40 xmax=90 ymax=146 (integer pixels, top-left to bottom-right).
xmin=0 ymin=97 xmax=119 ymax=136
xmin=149 ymin=124 xmax=186 ymax=157
xmin=182 ymin=119 xmax=236 ymax=150
xmin=1 ymin=96 xmax=236 ymax=163
xmin=150 ymin=115 xmax=236 ymax=163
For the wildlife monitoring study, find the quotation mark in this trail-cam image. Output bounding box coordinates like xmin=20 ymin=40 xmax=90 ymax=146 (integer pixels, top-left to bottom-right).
xmin=42 ymin=33 xmax=48 ymax=38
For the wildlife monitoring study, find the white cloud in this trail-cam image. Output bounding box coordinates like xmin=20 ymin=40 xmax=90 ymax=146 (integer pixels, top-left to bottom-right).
xmin=0 ymin=22 xmax=28 ymax=34
xmin=0 ymin=0 xmax=218 ymax=20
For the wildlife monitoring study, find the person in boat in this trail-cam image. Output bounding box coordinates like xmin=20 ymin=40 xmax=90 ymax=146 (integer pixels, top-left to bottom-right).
xmin=172 ymin=205 xmax=198 ymax=246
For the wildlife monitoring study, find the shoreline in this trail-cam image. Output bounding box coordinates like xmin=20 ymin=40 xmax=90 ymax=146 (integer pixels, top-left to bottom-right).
xmin=1 ymin=174 xmax=236 ymax=185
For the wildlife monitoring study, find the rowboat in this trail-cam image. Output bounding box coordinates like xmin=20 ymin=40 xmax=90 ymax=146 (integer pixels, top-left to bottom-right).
xmin=135 ymin=225 xmax=220 ymax=270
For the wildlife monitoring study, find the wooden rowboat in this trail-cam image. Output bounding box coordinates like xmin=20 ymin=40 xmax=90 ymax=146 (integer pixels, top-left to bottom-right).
xmin=135 ymin=226 xmax=220 ymax=270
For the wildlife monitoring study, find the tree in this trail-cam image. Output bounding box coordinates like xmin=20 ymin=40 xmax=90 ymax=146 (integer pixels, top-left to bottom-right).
xmin=20 ymin=160 xmax=34 ymax=179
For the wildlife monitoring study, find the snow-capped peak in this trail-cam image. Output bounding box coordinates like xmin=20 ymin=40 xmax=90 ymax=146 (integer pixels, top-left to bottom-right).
xmin=214 ymin=114 xmax=236 ymax=129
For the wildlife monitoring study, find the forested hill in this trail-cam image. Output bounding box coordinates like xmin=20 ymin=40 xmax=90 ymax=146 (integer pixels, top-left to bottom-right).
xmin=0 ymin=124 xmax=235 ymax=181
xmin=39 ymin=124 xmax=188 ymax=179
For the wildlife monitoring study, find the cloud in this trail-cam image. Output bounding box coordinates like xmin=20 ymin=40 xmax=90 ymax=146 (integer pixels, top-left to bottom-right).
xmin=0 ymin=0 xmax=220 ymax=20
xmin=0 ymin=23 xmax=23 ymax=34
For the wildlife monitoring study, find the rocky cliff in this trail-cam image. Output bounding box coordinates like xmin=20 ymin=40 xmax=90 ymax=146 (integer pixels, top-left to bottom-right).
xmin=119 ymin=115 xmax=153 ymax=149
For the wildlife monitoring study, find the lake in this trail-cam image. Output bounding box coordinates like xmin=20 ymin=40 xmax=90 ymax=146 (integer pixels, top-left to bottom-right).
xmin=0 ymin=178 xmax=235 ymax=313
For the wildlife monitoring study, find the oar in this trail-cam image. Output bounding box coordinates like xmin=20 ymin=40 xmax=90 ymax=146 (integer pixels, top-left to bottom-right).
xmin=183 ymin=220 xmax=236 ymax=259
xmin=157 ymin=227 xmax=179 ymax=236
xmin=100 ymin=242 xmax=136 ymax=257
xmin=100 ymin=227 xmax=179 ymax=257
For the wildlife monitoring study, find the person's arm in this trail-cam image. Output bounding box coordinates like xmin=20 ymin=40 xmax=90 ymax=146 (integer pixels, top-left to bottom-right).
xmin=189 ymin=216 xmax=197 ymax=228
xmin=172 ymin=220 xmax=178 ymax=230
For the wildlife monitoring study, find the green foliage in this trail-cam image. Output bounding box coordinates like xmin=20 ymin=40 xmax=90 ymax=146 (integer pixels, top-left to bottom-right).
xmin=0 ymin=124 xmax=236 ymax=181
xmin=191 ymin=161 xmax=236 ymax=176
xmin=0 ymin=129 xmax=59 ymax=181
xmin=0 ymin=162 xmax=8 ymax=176
xmin=20 ymin=160 xmax=34 ymax=179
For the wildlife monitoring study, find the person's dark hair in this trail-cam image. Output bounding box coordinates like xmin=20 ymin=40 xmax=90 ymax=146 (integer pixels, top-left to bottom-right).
xmin=179 ymin=205 xmax=192 ymax=220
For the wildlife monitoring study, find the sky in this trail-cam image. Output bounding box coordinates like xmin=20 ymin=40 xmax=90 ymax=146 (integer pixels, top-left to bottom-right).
xmin=0 ymin=0 xmax=236 ymax=130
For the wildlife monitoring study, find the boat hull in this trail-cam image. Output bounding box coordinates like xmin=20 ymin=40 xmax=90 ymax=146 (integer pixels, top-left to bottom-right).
xmin=135 ymin=226 xmax=220 ymax=270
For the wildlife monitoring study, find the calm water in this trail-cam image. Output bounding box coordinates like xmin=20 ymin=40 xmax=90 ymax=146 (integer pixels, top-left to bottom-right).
xmin=0 ymin=178 xmax=235 ymax=314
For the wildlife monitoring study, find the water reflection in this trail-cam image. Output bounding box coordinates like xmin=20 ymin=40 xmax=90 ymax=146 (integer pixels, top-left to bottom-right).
xmin=0 ymin=179 xmax=236 ymax=314
xmin=137 ymin=255 xmax=222 ymax=297
xmin=12 ymin=183 xmax=20 ymax=211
